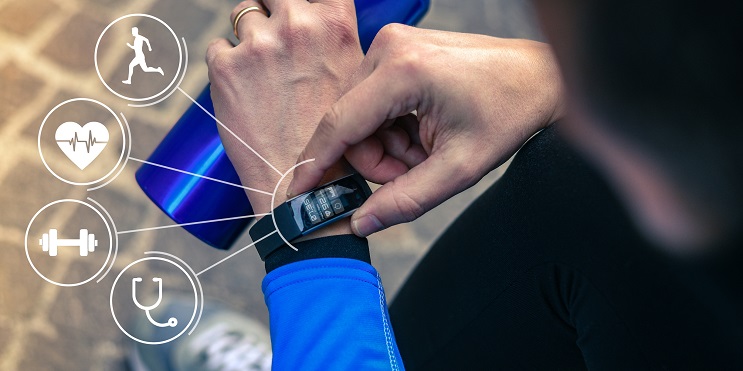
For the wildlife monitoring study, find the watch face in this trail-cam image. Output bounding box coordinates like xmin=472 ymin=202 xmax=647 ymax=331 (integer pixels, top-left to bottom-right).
xmin=288 ymin=176 xmax=367 ymax=232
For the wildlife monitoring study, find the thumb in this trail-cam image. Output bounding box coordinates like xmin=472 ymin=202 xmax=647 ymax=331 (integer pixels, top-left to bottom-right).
xmin=351 ymin=150 xmax=480 ymax=237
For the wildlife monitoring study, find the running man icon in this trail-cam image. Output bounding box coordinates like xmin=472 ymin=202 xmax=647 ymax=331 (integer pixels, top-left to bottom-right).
xmin=122 ymin=27 xmax=164 ymax=85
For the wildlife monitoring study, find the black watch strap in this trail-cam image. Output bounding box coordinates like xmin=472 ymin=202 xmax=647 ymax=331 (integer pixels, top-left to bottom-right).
xmin=264 ymin=235 xmax=371 ymax=273
xmin=249 ymin=173 xmax=371 ymax=261
xmin=250 ymin=202 xmax=301 ymax=261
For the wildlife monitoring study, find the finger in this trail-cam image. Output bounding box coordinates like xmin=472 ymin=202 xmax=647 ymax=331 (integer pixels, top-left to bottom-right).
xmin=350 ymin=151 xmax=479 ymax=237
xmin=380 ymin=118 xmax=395 ymax=129
xmin=395 ymin=113 xmax=422 ymax=146
xmin=287 ymin=67 xmax=420 ymax=197
xmin=205 ymin=38 xmax=234 ymax=66
xmin=344 ymin=136 xmax=409 ymax=183
xmin=375 ymin=125 xmax=428 ymax=168
xmin=340 ymin=45 xmax=378 ymax=94
xmin=231 ymin=1 xmax=269 ymax=40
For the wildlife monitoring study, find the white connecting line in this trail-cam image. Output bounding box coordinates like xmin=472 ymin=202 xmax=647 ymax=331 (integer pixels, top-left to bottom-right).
xmin=115 ymin=88 xmax=287 ymax=277
xmin=119 ymin=155 xmax=275 ymax=275
xmin=176 ymin=87 xmax=284 ymax=176
xmin=128 ymin=156 xmax=272 ymax=196
xmin=116 ymin=213 xmax=271 ymax=235
xmin=195 ymin=230 xmax=277 ymax=276
xmin=116 ymin=211 xmax=275 ymax=277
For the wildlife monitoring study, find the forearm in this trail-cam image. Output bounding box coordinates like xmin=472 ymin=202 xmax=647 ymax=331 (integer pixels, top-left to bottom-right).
xmin=262 ymin=236 xmax=404 ymax=370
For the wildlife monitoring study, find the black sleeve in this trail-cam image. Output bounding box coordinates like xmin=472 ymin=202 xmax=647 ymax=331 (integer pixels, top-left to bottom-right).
xmin=263 ymin=234 xmax=371 ymax=273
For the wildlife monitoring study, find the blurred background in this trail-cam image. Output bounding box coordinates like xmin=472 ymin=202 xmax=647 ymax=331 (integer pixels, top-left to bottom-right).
xmin=0 ymin=0 xmax=541 ymax=369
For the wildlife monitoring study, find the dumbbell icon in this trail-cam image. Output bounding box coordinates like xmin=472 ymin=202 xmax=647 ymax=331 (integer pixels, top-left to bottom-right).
xmin=39 ymin=229 xmax=97 ymax=257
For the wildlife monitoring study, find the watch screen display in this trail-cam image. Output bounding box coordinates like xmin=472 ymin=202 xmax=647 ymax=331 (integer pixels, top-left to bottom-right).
xmin=289 ymin=176 xmax=367 ymax=231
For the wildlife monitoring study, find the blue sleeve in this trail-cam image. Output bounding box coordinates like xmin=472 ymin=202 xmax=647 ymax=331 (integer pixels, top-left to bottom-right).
xmin=262 ymin=257 xmax=405 ymax=371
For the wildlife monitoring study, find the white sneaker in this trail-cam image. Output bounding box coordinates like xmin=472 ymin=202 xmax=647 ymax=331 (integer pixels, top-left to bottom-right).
xmin=128 ymin=297 xmax=272 ymax=371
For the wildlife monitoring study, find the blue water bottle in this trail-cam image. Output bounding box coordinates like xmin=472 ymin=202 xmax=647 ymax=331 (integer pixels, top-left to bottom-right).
xmin=136 ymin=0 xmax=429 ymax=249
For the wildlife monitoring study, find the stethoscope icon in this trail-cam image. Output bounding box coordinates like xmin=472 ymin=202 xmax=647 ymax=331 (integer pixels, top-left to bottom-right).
xmin=132 ymin=277 xmax=178 ymax=328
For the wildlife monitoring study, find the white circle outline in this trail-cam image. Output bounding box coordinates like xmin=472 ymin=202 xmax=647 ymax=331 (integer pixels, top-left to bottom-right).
xmin=24 ymin=199 xmax=114 ymax=287
xmin=87 ymin=197 xmax=120 ymax=283
xmin=38 ymin=98 xmax=126 ymax=186
xmin=144 ymin=251 xmax=204 ymax=335
xmin=95 ymin=13 xmax=183 ymax=102
xmin=109 ymin=256 xmax=198 ymax=345
xmin=270 ymin=159 xmax=316 ymax=251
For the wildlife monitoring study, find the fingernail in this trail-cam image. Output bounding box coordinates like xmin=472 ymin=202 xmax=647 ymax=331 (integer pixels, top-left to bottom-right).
xmin=352 ymin=215 xmax=383 ymax=237
xmin=286 ymin=179 xmax=296 ymax=198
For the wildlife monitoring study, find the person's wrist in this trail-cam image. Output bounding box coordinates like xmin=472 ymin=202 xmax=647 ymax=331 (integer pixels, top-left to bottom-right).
xmin=247 ymin=162 xmax=356 ymax=238
xmin=296 ymin=218 xmax=354 ymax=240
xmin=250 ymin=213 xmax=354 ymax=239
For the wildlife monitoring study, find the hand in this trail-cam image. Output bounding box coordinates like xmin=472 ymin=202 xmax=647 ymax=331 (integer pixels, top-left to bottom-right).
xmin=288 ymin=24 xmax=565 ymax=237
xmin=206 ymin=0 xmax=363 ymax=221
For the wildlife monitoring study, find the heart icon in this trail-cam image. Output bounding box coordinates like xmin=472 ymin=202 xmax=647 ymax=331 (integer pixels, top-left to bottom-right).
xmin=55 ymin=121 xmax=109 ymax=170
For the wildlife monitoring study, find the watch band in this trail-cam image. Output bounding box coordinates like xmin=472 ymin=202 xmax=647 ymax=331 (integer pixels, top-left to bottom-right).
xmin=250 ymin=202 xmax=300 ymax=260
xmin=263 ymin=234 xmax=371 ymax=273
xmin=249 ymin=173 xmax=371 ymax=261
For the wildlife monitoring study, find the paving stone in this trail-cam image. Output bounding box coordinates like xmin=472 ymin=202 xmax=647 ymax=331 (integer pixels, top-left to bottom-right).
xmin=0 ymin=160 xmax=73 ymax=228
xmin=19 ymin=261 xmax=128 ymax=370
xmin=0 ymin=0 xmax=60 ymax=37
xmin=0 ymin=62 xmax=45 ymax=125
xmin=0 ymin=322 xmax=9 ymax=354
xmin=0 ymin=234 xmax=51 ymax=320
xmin=145 ymin=0 xmax=216 ymax=45
xmin=19 ymin=331 xmax=125 ymax=371
xmin=16 ymin=333 xmax=80 ymax=370
xmin=145 ymin=219 xmax=270 ymax=325
xmin=87 ymin=186 xmax=152 ymax=235
xmin=197 ymin=243 xmax=271 ymax=326
xmin=41 ymin=11 xmax=108 ymax=72
xmin=21 ymin=90 xmax=125 ymax=142
xmin=27 ymin=260 xmax=139 ymax=370
xmin=78 ymin=0 xmax=132 ymax=11
xmin=46 ymin=261 xmax=123 ymax=341
xmin=21 ymin=87 xmax=97 ymax=141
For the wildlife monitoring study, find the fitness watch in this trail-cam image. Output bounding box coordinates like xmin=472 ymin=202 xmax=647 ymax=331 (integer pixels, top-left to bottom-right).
xmin=249 ymin=173 xmax=373 ymax=261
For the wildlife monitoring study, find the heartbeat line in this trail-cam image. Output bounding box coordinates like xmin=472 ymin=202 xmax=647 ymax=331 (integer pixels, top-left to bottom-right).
xmin=56 ymin=131 xmax=108 ymax=153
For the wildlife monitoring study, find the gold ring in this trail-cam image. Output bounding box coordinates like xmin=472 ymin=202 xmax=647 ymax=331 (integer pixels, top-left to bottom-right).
xmin=233 ymin=6 xmax=268 ymax=39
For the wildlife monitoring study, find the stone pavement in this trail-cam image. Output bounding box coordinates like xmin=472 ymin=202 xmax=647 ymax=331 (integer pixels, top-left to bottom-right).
xmin=0 ymin=0 xmax=540 ymax=369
